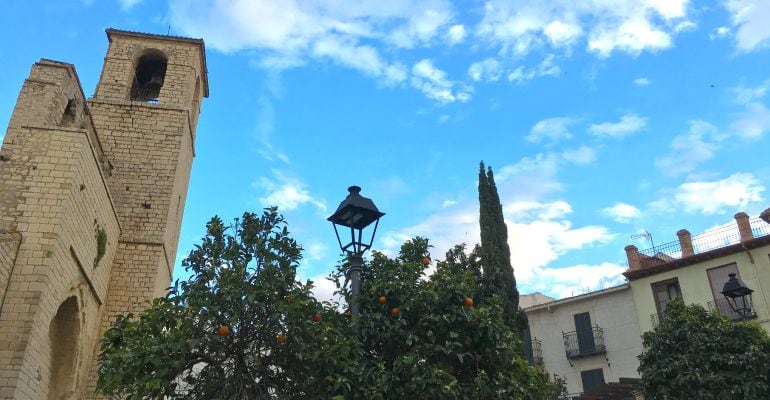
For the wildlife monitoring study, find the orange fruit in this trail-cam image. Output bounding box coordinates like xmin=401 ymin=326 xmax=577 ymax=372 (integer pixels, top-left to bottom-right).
xmin=217 ymin=325 xmax=230 ymax=337
xmin=422 ymin=257 xmax=430 ymax=266
xmin=464 ymin=297 xmax=474 ymax=307
xmin=276 ymin=334 xmax=288 ymax=344
xmin=312 ymin=313 xmax=321 ymax=322
xmin=378 ymin=295 xmax=387 ymax=304
xmin=390 ymin=307 xmax=400 ymax=317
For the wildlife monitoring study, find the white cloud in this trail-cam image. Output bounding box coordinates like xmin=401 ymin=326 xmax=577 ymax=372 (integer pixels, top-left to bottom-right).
xmin=655 ymin=120 xmax=722 ymax=176
xmin=118 ymin=0 xmax=142 ymax=10
xmin=653 ymin=173 xmax=765 ymax=215
xmin=674 ymin=20 xmax=697 ymax=33
xmin=602 ymin=202 xmax=641 ymax=223
xmin=561 ymin=146 xmax=597 ymax=165
xmin=441 ymin=199 xmax=457 ymax=208
xmin=306 ymin=274 xmax=343 ymax=304
xmin=723 ymin=0 xmax=770 ymax=52
xmin=634 ymin=77 xmax=651 ymax=86
xmin=388 ymin=6 xmax=454 ymax=48
xmin=729 ymin=83 xmax=768 ymax=104
xmin=731 ymin=102 xmax=770 ymax=139
xmin=496 ymin=153 xmax=563 ymax=199
xmin=255 ymin=97 xmax=290 ymax=163
xmin=526 ymin=116 xmax=574 ymax=144
xmin=304 ymin=241 xmax=328 ymax=261
xmin=411 ymin=59 xmax=472 ymax=103
xmin=589 ymin=114 xmax=647 ymax=138
xmin=312 ymin=35 xmax=386 ymax=77
xmin=710 ymin=26 xmax=731 ymax=40
xmin=728 ymin=82 xmax=770 ymax=139
xmin=379 ymin=199 xmax=617 ymax=299
xmin=169 ymin=0 xmax=458 ymax=101
xmin=588 ymin=17 xmax=672 ymax=57
xmin=507 ymin=54 xmax=561 ymax=84
xmin=476 ymin=0 xmax=690 ymax=57
xmin=256 ymin=171 xmax=327 ymax=212
xmin=446 ymin=24 xmax=467 ymax=45
xmin=524 ymin=263 xmax=627 ymax=299
xmin=468 ymin=58 xmax=502 ymax=82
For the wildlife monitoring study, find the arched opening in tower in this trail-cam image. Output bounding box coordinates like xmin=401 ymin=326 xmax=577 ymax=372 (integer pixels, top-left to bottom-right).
xmin=48 ymin=296 xmax=81 ymax=400
xmin=130 ymin=52 xmax=167 ymax=103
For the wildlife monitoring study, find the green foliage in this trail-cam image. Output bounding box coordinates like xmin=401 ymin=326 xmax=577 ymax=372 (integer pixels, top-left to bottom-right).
xmin=639 ymin=299 xmax=770 ymax=400
xmin=94 ymin=224 xmax=107 ymax=268
xmin=98 ymin=209 xmax=562 ymax=399
xmin=97 ymin=209 xmax=359 ymax=399
xmin=478 ymin=162 xmax=520 ymax=329
xmin=331 ymin=237 xmax=564 ymax=399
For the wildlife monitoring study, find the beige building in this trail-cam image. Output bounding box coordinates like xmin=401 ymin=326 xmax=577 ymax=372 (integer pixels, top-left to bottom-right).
xmin=0 ymin=29 xmax=207 ymax=399
xmin=523 ymin=284 xmax=643 ymax=397
xmin=624 ymin=210 xmax=770 ymax=334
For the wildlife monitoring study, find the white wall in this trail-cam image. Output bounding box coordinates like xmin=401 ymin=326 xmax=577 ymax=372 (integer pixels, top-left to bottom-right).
xmin=525 ymin=285 xmax=642 ymax=395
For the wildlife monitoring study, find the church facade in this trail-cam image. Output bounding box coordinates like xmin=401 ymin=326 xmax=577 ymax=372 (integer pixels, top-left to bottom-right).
xmin=0 ymin=29 xmax=208 ymax=399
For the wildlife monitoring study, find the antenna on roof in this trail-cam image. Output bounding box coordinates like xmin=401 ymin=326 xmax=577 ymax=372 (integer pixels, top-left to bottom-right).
xmin=630 ymin=230 xmax=655 ymax=252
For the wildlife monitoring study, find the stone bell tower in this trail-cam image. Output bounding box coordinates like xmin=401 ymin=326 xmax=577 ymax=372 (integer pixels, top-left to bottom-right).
xmin=86 ymin=28 xmax=209 ymax=393
xmin=0 ymin=29 xmax=207 ymax=399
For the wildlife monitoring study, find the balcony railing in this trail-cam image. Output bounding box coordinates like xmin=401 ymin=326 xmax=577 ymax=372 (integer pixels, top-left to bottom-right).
xmin=530 ymin=338 xmax=543 ymax=365
xmin=651 ymin=313 xmax=663 ymax=327
xmin=563 ymin=326 xmax=606 ymax=359
xmin=708 ymin=297 xmax=757 ymax=321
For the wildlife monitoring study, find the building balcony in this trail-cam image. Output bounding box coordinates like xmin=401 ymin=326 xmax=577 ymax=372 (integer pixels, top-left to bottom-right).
xmin=708 ymin=297 xmax=757 ymax=321
xmin=563 ymin=326 xmax=606 ymax=359
xmin=651 ymin=313 xmax=664 ymax=327
xmin=530 ymin=338 xmax=543 ymax=365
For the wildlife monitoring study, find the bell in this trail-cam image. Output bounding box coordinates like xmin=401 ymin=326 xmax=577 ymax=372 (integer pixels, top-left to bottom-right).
xmin=143 ymin=72 xmax=164 ymax=91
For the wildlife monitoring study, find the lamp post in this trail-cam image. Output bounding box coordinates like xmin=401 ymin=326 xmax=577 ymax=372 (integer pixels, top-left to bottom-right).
xmin=328 ymin=186 xmax=384 ymax=317
xmin=721 ymin=273 xmax=754 ymax=320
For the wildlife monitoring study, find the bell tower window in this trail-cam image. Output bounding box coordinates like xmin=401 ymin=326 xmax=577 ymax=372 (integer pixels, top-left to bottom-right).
xmin=130 ymin=52 xmax=167 ymax=103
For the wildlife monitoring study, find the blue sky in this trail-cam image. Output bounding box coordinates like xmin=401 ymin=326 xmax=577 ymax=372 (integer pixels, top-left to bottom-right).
xmin=1 ymin=0 xmax=770 ymax=300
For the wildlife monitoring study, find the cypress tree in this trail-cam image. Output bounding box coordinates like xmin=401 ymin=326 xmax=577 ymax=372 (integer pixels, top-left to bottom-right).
xmin=478 ymin=161 xmax=520 ymax=329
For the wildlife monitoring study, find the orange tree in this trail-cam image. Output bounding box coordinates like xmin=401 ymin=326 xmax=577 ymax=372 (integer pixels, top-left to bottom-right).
xmin=97 ymin=209 xmax=360 ymax=399
xmin=97 ymin=210 xmax=564 ymax=399
xmin=331 ymin=238 xmax=565 ymax=399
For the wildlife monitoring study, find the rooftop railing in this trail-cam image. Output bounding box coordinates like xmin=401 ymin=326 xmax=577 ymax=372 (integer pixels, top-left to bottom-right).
xmin=637 ymin=217 xmax=770 ymax=265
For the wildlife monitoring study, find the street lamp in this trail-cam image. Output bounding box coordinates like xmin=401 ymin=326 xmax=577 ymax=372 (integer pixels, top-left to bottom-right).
xmin=328 ymin=186 xmax=384 ymax=316
xmin=721 ymin=273 xmax=754 ymax=320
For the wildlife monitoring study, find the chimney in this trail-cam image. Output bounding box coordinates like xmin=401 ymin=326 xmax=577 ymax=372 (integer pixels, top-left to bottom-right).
xmin=677 ymin=229 xmax=694 ymax=257
xmin=735 ymin=212 xmax=753 ymax=242
xmin=625 ymin=245 xmax=641 ymax=270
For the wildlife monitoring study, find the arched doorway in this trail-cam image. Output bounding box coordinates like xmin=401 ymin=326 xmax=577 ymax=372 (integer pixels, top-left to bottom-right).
xmin=48 ymin=296 xmax=80 ymax=400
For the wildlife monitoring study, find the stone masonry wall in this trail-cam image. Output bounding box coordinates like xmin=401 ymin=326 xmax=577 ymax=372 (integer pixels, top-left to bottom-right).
xmin=0 ymin=61 xmax=119 ymax=400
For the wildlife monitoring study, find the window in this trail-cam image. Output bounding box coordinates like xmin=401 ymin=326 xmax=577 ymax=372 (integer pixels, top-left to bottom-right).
xmin=574 ymin=312 xmax=595 ymax=355
xmin=521 ymin=323 xmax=534 ymax=365
xmin=707 ymin=263 xmax=741 ymax=318
xmin=707 ymin=263 xmax=739 ymax=300
xmin=580 ymin=368 xmax=605 ymax=394
xmin=651 ymin=278 xmax=681 ymax=316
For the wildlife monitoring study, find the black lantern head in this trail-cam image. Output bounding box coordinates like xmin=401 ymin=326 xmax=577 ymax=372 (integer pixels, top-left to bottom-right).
xmin=328 ymin=186 xmax=385 ymax=254
xmin=721 ymin=273 xmax=754 ymax=319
